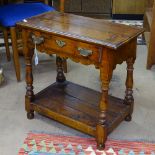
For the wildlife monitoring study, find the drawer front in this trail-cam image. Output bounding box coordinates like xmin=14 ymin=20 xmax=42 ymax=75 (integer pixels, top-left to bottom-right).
xmin=42 ymin=35 xmax=77 ymax=55
xmin=29 ymin=31 xmax=101 ymax=64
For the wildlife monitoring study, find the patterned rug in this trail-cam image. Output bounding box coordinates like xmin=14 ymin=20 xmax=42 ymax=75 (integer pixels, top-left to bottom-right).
xmin=18 ymin=133 xmax=155 ymax=155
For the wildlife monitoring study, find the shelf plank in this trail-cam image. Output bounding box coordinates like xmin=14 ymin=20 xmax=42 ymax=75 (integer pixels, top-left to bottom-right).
xmin=32 ymin=81 xmax=130 ymax=136
xmin=112 ymin=0 xmax=146 ymax=14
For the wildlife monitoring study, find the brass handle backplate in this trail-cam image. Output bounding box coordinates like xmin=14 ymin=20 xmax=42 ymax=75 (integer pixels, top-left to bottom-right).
xmin=31 ymin=34 xmax=44 ymax=45
xmin=77 ymin=47 xmax=93 ymax=57
xmin=56 ymin=40 xmax=66 ymax=47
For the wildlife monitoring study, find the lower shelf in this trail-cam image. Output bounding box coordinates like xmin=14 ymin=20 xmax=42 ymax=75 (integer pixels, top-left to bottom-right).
xmin=31 ymin=81 xmax=130 ymax=136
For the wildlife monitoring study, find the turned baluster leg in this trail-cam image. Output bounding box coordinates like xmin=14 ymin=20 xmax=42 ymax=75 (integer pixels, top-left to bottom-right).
xmin=62 ymin=58 xmax=67 ymax=73
xmin=56 ymin=56 xmax=66 ymax=83
xmin=96 ymin=65 xmax=111 ymax=150
xmin=124 ymin=57 xmax=135 ymax=121
xmin=25 ymin=52 xmax=35 ymax=119
xmin=22 ymin=29 xmax=35 ymax=119
xmin=96 ymin=88 xmax=108 ymax=149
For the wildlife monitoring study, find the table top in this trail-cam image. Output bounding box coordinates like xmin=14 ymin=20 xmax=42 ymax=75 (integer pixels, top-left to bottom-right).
xmin=17 ymin=11 xmax=144 ymax=49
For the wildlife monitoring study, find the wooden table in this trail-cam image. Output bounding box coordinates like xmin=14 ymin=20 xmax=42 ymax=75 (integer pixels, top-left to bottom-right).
xmin=17 ymin=11 xmax=144 ymax=149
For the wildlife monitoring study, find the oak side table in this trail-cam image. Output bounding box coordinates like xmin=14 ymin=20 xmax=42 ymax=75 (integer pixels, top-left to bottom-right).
xmin=17 ymin=11 xmax=144 ymax=149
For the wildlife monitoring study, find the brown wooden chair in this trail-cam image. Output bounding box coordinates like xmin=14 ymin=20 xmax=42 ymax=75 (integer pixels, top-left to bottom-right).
xmin=143 ymin=0 xmax=155 ymax=69
xmin=0 ymin=0 xmax=66 ymax=81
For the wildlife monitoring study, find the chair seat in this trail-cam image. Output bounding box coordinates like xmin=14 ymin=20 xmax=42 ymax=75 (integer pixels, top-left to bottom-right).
xmin=0 ymin=3 xmax=55 ymax=27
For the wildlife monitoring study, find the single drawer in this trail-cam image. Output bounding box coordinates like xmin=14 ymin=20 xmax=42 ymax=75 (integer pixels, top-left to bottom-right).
xmin=29 ymin=31 xmax=102 ymax=63
xmin=28 ymin=32 xmax=75 ymax=55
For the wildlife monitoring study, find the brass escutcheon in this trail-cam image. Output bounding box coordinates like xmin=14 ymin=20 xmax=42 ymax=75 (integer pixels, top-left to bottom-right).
xmin=77 ymin=47 xmax=93 ymax=57
xmin=31 ymin=34 xmax=44 ymax=45
xmin=56 ymin=40 xmax=66 ymax=47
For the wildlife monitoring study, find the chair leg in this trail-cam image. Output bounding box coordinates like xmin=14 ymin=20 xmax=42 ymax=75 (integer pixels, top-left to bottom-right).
xmin=10 ymin=27 xmax=21 ymax=81
xmin=3 ymin=28 xmax=11 ymax=61
xmin=63 ymin=58 xmax=67 ymax=73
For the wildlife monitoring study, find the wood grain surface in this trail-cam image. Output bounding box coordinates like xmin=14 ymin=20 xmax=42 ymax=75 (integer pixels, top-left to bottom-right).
xmin=17 ymin=11 xmax=144 ymax=49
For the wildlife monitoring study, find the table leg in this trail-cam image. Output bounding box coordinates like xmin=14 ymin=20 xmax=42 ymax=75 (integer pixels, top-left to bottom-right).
xmin=25 ymin=49 xmax=35 ymax=120
xmin=96 ymin=65 xmax=111 ymax=150
xmin=56 ymin=56 xmax=66 ymax=83
xmin=124 ymin=57 xmax=135 ymax=121
xmin=22 ymin=30 xmax=35 ymax=119
xmin=62 ymin=58 xmax=67 ymax=73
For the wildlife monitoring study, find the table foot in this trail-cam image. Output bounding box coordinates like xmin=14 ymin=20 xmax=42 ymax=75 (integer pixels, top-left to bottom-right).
xmin=97 ymin=143 xmax=105 ymax=150
xmin=27 ymin=111 xmax=34 ymax=119
xmin=125 ymin=114 xmax=132 ymax=122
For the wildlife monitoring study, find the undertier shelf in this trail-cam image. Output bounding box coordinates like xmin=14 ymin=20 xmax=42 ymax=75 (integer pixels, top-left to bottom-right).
xmin=31 ymin=81 xmax=130 ymax=136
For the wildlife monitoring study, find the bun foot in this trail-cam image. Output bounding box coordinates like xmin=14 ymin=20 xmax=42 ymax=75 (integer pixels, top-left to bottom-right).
xmin=97 ymin=143 xmax=105 ymax=150
xmin=125 ymin=115 xmax=132 ymax=122
xmin=27 ymin=112 xmax=34 ymax=119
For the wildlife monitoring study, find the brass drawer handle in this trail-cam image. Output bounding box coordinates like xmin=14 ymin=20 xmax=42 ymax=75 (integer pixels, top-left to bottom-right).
xmin=77 ymin=47 xmax=93 ymax=57
xmin=56 ymin=40 xmax=66 ymax=47
xmin=31 ymin=34 xmax=44 ymax=45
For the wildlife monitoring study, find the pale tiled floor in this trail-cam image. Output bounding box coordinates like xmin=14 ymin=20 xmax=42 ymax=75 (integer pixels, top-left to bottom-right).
xmin=0 ymin=45 xmax=155 ymax=155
